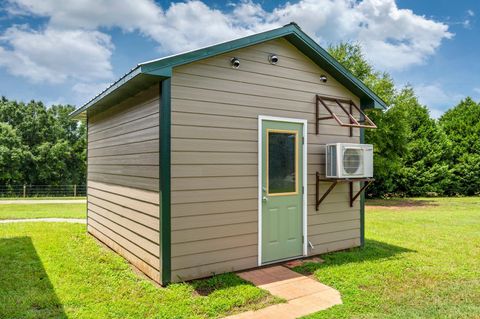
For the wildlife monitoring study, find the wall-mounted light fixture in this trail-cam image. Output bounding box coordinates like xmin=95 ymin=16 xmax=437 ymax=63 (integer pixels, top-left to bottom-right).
xmin=230 ymin=57 xmax=240 ymax=69
xmin=319 ymin=75 xmax=327 ymax=83
xmin=268 ymin=54 xmax=279 ymax=65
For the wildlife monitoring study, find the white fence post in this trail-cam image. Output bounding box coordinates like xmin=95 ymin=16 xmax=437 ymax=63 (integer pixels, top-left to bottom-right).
xmin=23 ymin=185 xmax=26 ymax=198
xmin=73 ymin=184 xmax=77 ymax=197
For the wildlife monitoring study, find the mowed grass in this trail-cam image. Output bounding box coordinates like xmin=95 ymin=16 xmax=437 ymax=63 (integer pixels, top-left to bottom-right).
xmin=0 ymin=198 xmax=479 ymax=318
xmin=0 ymin=223 xmax=280 ymax=319
xmin=296 ymin=197 xmax=480 ymax=319
xmin=0 ymin=203 xmax=86 ymax=219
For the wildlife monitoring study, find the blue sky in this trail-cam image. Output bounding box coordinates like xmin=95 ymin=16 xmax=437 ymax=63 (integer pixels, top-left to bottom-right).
xmin=0 ymin=0 xmax=478 ymax=118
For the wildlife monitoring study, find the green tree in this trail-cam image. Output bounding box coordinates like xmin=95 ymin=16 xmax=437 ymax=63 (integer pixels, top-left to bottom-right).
xmin=396 ymin=88 xmax=452 ymax=196
xmin=329 ymin=42 xmax=452 ymax=197
xmin=439 ymin=98 xmax=480 ymax=195
xmin=329 ymin=42 xmax=408 ymax=197
xmin=0 ymin=123 xmax=31 ymax=185
xmin=0 ymin=97 xmax=86 ymax=187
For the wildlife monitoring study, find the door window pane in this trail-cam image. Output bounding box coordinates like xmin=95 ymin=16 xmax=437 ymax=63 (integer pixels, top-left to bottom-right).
xmin=268 ymin=131 xmax=297 ymax=194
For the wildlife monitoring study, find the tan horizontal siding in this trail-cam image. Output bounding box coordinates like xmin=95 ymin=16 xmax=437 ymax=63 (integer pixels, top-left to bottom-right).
xmin=88 ymin=181 xmax=159 ymax=204
xmin=170 ymin=174 xmax=361 ymax=192
xmin=88 ymin=225 xmax=160 ymax=283
xmin=172 ymin=245 xmax=257 ymax=271
xmin=309 ymin=229 xmax=360 ymax=247
xmin=88 ymin=126 xmax=159 ymax=150
xmin=172 ymin=111 xmax=359 ymax=136
xmin=88 ymin=172 xmax=158 ymax=192
xmin=171 ymin=125 xmax=358 ymax=142
xmin=89 ymin=203 xmax=159 ymax=244
xmin=88 ymin=183 xmax=159 ymax=217
xmin=172 ymin=233 xmax=257 ymax=258
xmin=89 ymin=164 xmax=159 ymax=179
xmin=172 ymin=222 xmax=257 ymax=244
xmin=309 ymin=238 xmax=361 ymax=256
xmin=88 ymin=140 xmax=159 ymax=158
xmin=308 ymin=219 xmax=360 ymax=236
xmin=171 ymin=256 xmax=257 ymax=282
xmin=88 ymin=85 xmax=159 ymax=133
xmin=171 ymin=187 xmax=357 ymax=205
xmin=172 ymin=199 xmax=257 ymax=217
xmin=89 ymin=195 xmax=159 ymax=229
xmin=88 ymin=152 xmax=159 ymax=166
xmin=172 ymin=210 xmax=257 ymax=231
xmin=88 ymin=216 xmax=158 ymax=269
xmin=170 ymin=38 xmax=362 ymax=281
xmin=87 ymin=84 xmax=160 ymax=283
xmin=89 ymin=112 xmax=159 ymax=143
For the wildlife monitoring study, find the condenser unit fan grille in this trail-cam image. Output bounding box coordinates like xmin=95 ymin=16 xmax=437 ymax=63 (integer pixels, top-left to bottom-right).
xmin=343 ymin=148 xmax=362 ymax=175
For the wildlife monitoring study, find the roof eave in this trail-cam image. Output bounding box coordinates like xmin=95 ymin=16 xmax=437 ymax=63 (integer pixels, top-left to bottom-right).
xmin=283 ymin=29 xmax=387 ymax=109
xmin=70 ymin=23 xmax=386 ymax=120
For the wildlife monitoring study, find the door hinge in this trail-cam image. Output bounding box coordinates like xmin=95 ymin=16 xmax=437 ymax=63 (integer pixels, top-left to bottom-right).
xmin=302 ymin=137 xmax=305 ymax=145
xmin=302 ymin=186 xmax=304 ymax=194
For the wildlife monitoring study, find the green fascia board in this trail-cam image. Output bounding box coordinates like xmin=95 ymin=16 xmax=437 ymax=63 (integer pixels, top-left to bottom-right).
xmin=139 ymin=25 xmax=294 ymax=77
xmin=140 ymin=23 xmax=387 ymax=110
xmin=284 ymin=32 xmax=386 ymax=109
xmin=70 ymin=23 xmax=386 ymax=118
xmin=70 ymin=67 xmax=141 ymax=118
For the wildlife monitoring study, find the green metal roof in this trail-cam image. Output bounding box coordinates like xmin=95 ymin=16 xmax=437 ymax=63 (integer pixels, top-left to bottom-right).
xmin=70 ymin=22 xmax=386 ymax=119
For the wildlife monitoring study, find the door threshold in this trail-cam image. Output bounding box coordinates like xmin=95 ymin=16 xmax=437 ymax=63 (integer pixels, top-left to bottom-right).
xmin=260 ymin=255 xmax=305 ymax=267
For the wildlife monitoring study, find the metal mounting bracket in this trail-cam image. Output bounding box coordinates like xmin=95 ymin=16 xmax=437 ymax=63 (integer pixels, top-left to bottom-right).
xmin=315 ymin=172 xmax=375 ymax=210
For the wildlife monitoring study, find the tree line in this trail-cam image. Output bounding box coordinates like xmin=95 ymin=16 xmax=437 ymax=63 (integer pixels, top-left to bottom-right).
xmin=329 ymin=43 xmax=480 ymax=197
xmin=1 ymin=43 xmax=479 ymax=197
xmin=0 ymin=97 xmax=86 ymax=189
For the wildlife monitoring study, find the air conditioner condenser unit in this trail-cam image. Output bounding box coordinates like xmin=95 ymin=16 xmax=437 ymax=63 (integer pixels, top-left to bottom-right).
xmin=326 ymin=143 xmax=373 ymax=179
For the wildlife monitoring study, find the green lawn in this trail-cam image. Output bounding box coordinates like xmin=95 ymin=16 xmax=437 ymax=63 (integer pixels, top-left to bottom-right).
xmin=296 ymin=197 xmax=480 ymax=319
xmin=0 ymin=198 xmax=478 ymax=318
xmin=0 ymin=203 xmax=86 ymax=219
xmin=0 ymin=223 xmax=280 ymax=319
xmin=0 ymin=197 xmax=86 ymax=200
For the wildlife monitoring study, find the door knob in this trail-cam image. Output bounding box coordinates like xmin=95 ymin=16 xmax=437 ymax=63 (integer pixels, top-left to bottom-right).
xmin=262 ymin=196 xmax=268 ymax=202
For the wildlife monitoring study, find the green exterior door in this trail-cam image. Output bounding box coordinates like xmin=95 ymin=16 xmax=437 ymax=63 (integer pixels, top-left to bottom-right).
xmin=261 ymin=120 xmax=304 ymax=264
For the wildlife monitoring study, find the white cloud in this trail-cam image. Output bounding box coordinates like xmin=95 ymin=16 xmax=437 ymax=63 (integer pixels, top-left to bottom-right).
xmin=266 ymin=0 xmax=453 ymax=70
xmin=5 ymin=0 xmax=162 ymax=30
xmin=415 ymin=84 xmax=463 ymax=118
xmin=1 ymin=0 xmax=453 ymax=102
xmin=467 ymin=9 xmax=475 ymax=17
xmin=5 ymin=0 xmax=452 ymax=68
xmin=0 ymin=26 xmax=114 ymax=83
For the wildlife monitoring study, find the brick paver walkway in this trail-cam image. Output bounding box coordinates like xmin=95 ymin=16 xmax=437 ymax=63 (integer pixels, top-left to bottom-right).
xmin=225 ymin=265 xmax=341 ymax=319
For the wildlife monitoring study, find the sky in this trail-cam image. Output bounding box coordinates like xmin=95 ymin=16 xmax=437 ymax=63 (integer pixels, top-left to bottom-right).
xmin=0 ymin=0 xmax=478 ymax=118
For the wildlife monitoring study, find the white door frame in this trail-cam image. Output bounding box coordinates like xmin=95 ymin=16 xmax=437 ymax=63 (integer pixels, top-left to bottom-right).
xmin=258 ymin=115 xmax=308 ymax=266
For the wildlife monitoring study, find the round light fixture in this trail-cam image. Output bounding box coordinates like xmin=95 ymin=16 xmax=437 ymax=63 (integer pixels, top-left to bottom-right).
xmin=268 ymin=54 xmax=279 ymax=65
xmin=230 ymin=57 xmax=240 ymax=69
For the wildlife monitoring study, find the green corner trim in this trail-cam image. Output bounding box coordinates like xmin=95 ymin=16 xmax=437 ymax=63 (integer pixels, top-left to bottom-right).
xmin=360 ymin=126 xmax=366 ymax=247
xmin=160 ymin=79 xmax=171 ymax=284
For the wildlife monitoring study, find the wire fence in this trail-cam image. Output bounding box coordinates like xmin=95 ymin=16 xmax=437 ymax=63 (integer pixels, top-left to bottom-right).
xmin=0 ymin=185 xmax=86 ymax=198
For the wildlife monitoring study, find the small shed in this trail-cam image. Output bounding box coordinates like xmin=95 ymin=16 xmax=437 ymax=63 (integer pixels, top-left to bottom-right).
xmin=71 ymin=23 xmax=385 ymax=285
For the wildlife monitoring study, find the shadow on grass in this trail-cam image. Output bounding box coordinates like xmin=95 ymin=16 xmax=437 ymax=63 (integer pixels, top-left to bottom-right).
xmin=189 ymin=272 xmax=256 ymax=296
xmin=366 ymin=199 xmax=437 ymax=208
xmin=0 ymin=237 xmax=66 ymax=318
xmin=294 ymin=239 xmax=415 ymax=275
